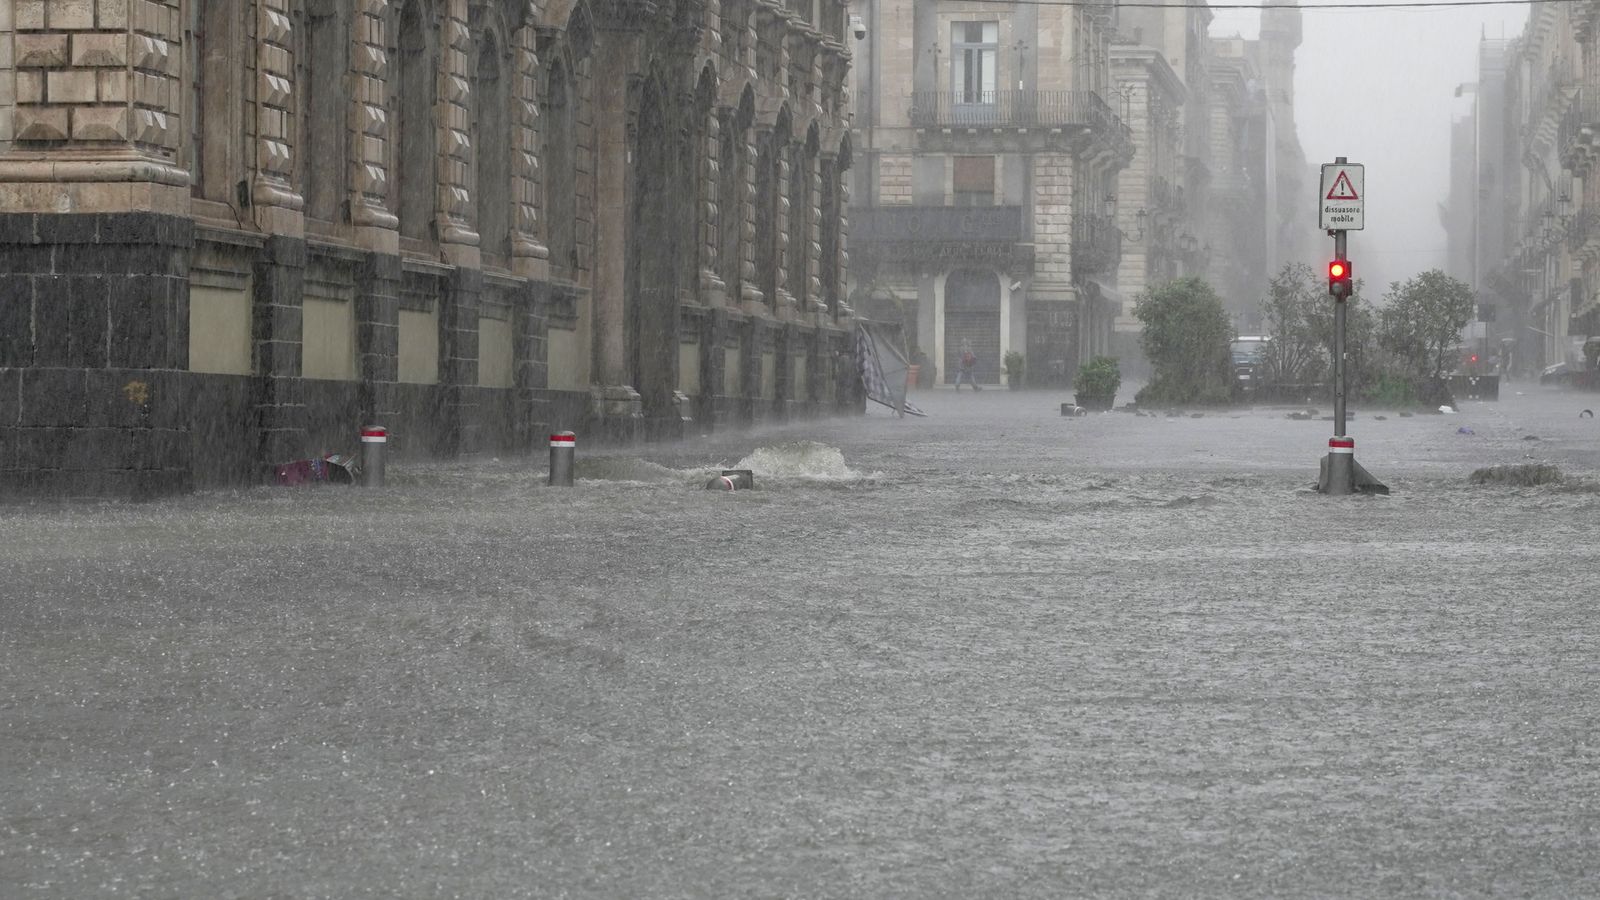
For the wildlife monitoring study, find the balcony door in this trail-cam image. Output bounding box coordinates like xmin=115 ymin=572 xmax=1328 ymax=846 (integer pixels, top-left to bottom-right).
xmin=952 ymin=22 xmax=997 ymax=125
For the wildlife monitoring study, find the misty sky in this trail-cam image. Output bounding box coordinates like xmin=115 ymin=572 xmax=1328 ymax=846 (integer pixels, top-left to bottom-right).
xmin=1211 ymin=0 xmax=1529 ymax=297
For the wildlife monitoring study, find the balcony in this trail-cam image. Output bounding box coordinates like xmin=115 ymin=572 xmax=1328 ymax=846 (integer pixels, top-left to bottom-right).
xmin=1559 ymin=89 xmax=1600 ymax=174
xmin=851 ymin=205 xmax=1030 ymax=267
xmin=909 ymin=90 xmax=1113 ymax=129
xmin=1568 ymin=209 xmax=1600 ymax=261
xmin=1071 ymin=213 xmax=1121 ymax=276
xmin=907 ymin=90 xmax=1132 ymax=160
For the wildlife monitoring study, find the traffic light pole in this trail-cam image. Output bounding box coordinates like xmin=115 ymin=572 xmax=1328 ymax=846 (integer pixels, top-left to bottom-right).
xmin=1316 ymin=156 xmax=1386 ymax=496
xmin=1326 ymin=226 xmax=1353 ymax=496
xmin=1334 ymin=227 xmax=1348 ymax=441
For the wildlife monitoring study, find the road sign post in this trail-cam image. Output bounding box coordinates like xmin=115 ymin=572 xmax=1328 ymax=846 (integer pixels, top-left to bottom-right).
xmin=1316 ymin=156 xmax=1385 ymax=496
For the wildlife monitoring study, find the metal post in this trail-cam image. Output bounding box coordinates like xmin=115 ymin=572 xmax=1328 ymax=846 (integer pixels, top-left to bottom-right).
xmin=360 ymin=425 xmax=386 ymax=488
xmin=1328 ymin=226 xmax=1352 ymax=495
xmin=549 ymin=431 xmax=575 ymax=487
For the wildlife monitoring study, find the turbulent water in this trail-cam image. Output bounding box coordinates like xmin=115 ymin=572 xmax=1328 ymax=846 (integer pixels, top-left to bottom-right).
xmin=4 ymin=387 xmax=1600 ymax=897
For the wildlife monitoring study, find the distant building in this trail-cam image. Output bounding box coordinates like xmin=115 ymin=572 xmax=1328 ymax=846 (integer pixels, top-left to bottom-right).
xmin=1206 ymin=7 xmax=1312 ymax=335
xmin=0 ymin=0 xmax=856 ymax=497
xmin=846 ymin=0 xmax=1133 ymax=388
xmin=1109 ymin=0 xmax=1216 ymax=363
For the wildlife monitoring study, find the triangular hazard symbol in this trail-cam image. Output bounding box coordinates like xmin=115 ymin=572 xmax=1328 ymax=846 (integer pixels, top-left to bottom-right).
xmin=1326 ymin=170 xmax=1359 ymax=201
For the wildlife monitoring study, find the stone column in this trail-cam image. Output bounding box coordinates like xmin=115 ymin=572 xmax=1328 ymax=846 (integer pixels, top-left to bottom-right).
xmin=589 ymin=29 xmax=642 ymax=419
xmin=437 ymin=267 xmax=481 ymax=454
xmin=436 ymin=0 xmax=476 ymax=255
xmin=351 ymin=0 xmax=399 ymax=238
xmin=253 ymin=0 xmax=303 ymax=229
xmin=510 ymin=15 xmax=549 ymax=278
xmin=514 ymin=280 xmax=550 ymax=449
xmin=804 ymin=140 xmax=824 ymax=319
xmin=773 ymin=139 xmax=795 ymax=317
xmin=738 ymin=121 xmax=763 ymax=310
xmin=699 ymin=100 xmax=726 ymax=305
xmin=356 ymin=252 xmax=402 ymax=433
xmin=253 ymin=236 xmax=308 ymax=466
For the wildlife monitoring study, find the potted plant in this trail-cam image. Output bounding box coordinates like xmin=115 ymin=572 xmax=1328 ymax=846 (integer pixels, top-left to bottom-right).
xmin=1004 ymin=350 xmax=1026 ymax=390
xmin=1074 ymin=356 xmax=1121 ymax=410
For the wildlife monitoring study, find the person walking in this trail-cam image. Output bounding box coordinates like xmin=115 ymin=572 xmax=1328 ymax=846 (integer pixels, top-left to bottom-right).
xmin=954 ymin=343 xmax=980 ymax=391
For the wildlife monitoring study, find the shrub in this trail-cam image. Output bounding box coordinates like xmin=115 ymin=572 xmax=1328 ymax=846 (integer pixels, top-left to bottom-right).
xmin=1075 ymin=356 xmax=1121 ymax=409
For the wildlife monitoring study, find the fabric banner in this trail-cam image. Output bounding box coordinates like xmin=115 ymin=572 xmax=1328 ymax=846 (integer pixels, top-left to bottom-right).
xmin=856 ymin=323 xmax=926 ymax=417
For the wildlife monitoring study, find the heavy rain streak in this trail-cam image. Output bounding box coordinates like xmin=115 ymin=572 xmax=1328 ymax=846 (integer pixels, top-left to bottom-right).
xmin=5 ymin=0 xmax=1600 ymax=895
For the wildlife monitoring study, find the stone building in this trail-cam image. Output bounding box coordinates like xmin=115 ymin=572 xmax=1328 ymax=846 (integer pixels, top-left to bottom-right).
xmin=1204 ymin=12 xmax=1311 ymax=334
xmin=846 ymin=0 xmax=1133 ymax=389
xmin=1463 ymin=4 xmax=1597 ymax=374
xmin=1108 ymin=0 xmax=1215 ymax=362
xmin=0 ymin=0 xmax=855 ymax=497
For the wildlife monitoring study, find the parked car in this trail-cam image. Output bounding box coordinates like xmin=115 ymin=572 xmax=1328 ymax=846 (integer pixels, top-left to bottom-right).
xmin=1232 ymin=336 xmax=1269 ymax=391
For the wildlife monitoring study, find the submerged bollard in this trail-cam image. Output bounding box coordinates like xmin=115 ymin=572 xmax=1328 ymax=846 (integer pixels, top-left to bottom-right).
xmin=549 ymin=431 xmax=576 ymax=487
xmin=705 ymin=469 xmax=754 ymax=491
xmin=360 ymin=426 xmax=387 ymax=487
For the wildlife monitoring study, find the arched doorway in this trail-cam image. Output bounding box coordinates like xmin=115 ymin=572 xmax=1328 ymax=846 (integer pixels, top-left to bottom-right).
xmin=944 ymin=269 xmax=1001 ymax=384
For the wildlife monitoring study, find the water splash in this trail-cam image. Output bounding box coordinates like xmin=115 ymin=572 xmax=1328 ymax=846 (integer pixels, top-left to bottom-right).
xmin=733 ymin=441 xmax=861 ymax=481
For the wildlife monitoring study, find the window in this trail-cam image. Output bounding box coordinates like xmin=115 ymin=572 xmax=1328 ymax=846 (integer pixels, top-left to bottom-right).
xmin=953 ymin=156 xmax=994 ymax=206
xmin=952 ymin=22 xmax=997 ymax=104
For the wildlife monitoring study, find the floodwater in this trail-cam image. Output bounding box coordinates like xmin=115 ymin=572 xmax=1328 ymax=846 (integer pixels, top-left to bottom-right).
xmin=4 ymin=386 xmax=1600 ymax=897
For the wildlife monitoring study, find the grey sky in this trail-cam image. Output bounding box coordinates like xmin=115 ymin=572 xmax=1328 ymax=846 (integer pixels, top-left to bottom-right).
xmin=1211 ymin=0 xmax=1528 ymax=297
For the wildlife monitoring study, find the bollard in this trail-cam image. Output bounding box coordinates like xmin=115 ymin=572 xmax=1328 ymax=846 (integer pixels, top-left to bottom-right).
xmin=549 ymin=431 xmax=576 ymax=486
xmin=360 ymin=426 xmax=387 ymax=487
xmin=1325 ymin=436 xmax=1354 ymax=496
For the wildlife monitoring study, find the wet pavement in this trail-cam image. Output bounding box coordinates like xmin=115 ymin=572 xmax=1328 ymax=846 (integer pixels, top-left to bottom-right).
xmin=4 ymin=384 xmax=1600 ymax=897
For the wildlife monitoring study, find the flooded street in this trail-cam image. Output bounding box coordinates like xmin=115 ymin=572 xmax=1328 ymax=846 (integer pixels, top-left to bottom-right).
xmin=5 ymin=388 xmax=1600 ymax=897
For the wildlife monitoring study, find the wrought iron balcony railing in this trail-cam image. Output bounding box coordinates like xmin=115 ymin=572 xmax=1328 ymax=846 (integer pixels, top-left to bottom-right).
xmin=1071 ymin=212 xmax=1122 ymax=275
xmin=908 ymin=90 xmax=1121 ymax=132
xmin=851 ymin=205 xmax=1024 ymax=244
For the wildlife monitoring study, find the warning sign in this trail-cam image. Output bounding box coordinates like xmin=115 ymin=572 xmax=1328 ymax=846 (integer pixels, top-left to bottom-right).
xmin=1320 ymin=162 xmax=1364 ymax=230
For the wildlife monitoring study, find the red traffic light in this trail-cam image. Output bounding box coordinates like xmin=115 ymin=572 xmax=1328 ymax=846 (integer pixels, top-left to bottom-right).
xmin=1470 ymin=354 xmax=1479 ymax=364
xmin=1328 ymin=258 xmax=1353 ymax=299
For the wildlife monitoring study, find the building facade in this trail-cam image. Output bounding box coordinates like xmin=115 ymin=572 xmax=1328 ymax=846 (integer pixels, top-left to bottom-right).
xmin=1109 ymin=0 xmax=1215 ymax=363
xmin=0 ymin=0 xmax=856 ymax=497
xmin=1460 ymin=4 xmax=1600 ymax=375
xmin=846 ymin=0 xmax=1133 ymax=388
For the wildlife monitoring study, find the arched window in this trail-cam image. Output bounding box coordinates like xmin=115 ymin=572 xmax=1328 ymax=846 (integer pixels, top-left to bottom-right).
xmin=544 ymin=59 xmax=577 ymax=276
xmin=393 ymin=0 xmax=435 ymax=242
xmin=300 ymin=0 xmax=349 ymax=223
xmin=474 ymin=32 xmax=511 ymax=264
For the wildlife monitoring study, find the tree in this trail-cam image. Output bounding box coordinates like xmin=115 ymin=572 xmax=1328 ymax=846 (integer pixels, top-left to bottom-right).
xmin=1259 ymin=263 xmax=1329 ymax=386
xmin=1133 ymin=276 xmax=1235 ymax=406
xmin=1378 ymin=270 xmax=1475 ymax=384
xmin=1259 ymin=262 xmax=1381 ymax=395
